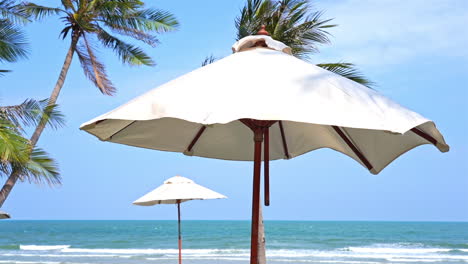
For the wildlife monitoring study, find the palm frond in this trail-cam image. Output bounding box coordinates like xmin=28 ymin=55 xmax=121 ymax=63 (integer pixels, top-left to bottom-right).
xmin=235 ymin=0 xmax=336 ymax=59
xmin=0 ymin=99 xmax=40 ymax=129
xmin=100 ymin=8 xmax=179 ymax=35
xmin=0 ymin=19 xmax=28 ymax=62
xmin=0 ymin=99 xmax=65 ymax=130
xmin=37 ymin=99 xmax=66 ymax=130
xmin=95 ymin=0 xmax=144 ymax=16
xmin=76 ymin=34 xmax=115 ymax=95
xmin=21 ymin=2 xmax=63 ymax=20
xmin=125 ymin=8 xmax=179 ymax=33
xmin=96 ymin=28 xmax=154 ymax=66
xmin=317 ymin=62 xmax=375 ymax=89
xmin=60 ymin=0 xmax=75 ymax=12
xmin=201 ymin=55 xmax=217 ymax=67
xmin=0 ymin=119 xmax=29 ymax=165
xmin=0 ymin=0 xmax=30 ymax=24
xmin=17 ymin=147 xmax=60 ymax=185
xmin=0 ymin=69 xmax=10 ymax=76
xmin=107 ymin=24 xmax=159 ymax=47
xmin=236 ymin=0 xmax=269 ymax=40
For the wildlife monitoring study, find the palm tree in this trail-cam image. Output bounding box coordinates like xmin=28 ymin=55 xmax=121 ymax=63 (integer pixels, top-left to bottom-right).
xmin=0 ymin=99 xmax=63 ymax=206
xmin=0 ymin=0 xmax=179 ymax=207
xmin=1 ymin=1 xmax=62 ymax=207
xmin=0 ymin=0 xmax=30 ymax=74
xmin=236 ymin=0 xmax=373 ymax=87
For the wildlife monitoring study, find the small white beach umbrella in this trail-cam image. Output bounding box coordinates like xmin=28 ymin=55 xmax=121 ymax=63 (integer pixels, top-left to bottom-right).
xmin=0 ymin=210 xmax=10 ymax=219
xmin=81 ymin=27 xmax=449 ymax=264
xmin=133 ymin=175 xmax=226 ymax=264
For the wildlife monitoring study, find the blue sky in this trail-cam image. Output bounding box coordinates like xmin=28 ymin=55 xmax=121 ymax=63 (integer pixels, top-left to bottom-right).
xmin=1 ymin=0 xmax=467 ymax=221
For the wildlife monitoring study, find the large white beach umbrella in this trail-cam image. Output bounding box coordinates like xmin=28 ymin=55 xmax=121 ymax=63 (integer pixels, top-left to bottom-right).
xmin=133 ymin=175 xmax=226 ymax=264
xmin=0 ymin=210 xmax=10 ymax=219
xmin=81 ymin=27 xmax=448 ymax=264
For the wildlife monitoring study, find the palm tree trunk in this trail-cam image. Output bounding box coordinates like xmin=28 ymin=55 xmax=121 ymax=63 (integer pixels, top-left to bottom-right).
xmin=30 ymin=32 xmax=79 ymax=146
xmin=0 ymin=33 xmax=80 ymax=208
xmin=0 ymin=170 xmax=20 ymax=208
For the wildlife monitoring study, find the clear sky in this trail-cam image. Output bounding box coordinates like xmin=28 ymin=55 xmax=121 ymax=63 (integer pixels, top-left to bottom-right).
xmin=1 ymin=0 xmax=467 ymax=221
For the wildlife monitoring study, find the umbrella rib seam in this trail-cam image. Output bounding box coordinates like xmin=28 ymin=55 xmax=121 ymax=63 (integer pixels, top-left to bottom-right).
xmin=186 ymin=125 xmax=207 ymax=153
xmin=410 ymin=128 xmax=438 ymax=146
xmin=332 ymin=126 xmax=373 ymax=171
xmin=108 ymin=121 xmax=136 ymax=140
xmin=278 ymin=121 xmax=290 ymax=159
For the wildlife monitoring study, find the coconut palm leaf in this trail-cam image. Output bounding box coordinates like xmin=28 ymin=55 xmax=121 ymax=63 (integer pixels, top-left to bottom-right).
xmin=0 ymin=0 xmax=29 ymax=24
xmin=0 ymin=19 xmax=27 ymax=62
xmin=39 ymin=0 xmax=178 ymax=95
xmin=17 ymin=147 xmax=60 ymax=185
xmin=236 ymin=0 xmax=335 ymax=59
xmin=96 ymin=28 xmax=154 ymax=66
xmin=38 ymin=100 xmax=66 ymax=130
xmin=0 ymin=119 xmax=29 ymax=165
xmin=131 ymin=8 xmax=179 ymax=33
xmin=0 ymin=99 xmax=65 ymax=130
xmin=76 ymin=35 xmax=115 ymax=95
xmin=0 ymin=98 xmax=64 ymax=174
xmin=60 ymin=0 xmax=75 ymax=12
xmin=107 ymin=24 xmax=158 ymax=47
xmin=0 ymin=100 xmax=62 ymax=189
xmin=94 ymin=0 xmax=142 ymax=13
xmin=235 ymin=0 xmax=374 ymax=87
xmin=0 ymin=0 xmax=179 ymax=207
xmin=317 ymin=62 xmax=375 ymax=89
xmin=201 ymin=55 xmax=217 ymax=67
xmin=0 ymin=99 xmax=41 ymax=129
xmin=20 ymin=3 xmax=63 ymax=20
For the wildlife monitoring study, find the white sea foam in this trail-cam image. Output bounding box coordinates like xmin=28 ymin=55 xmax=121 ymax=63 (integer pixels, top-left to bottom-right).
xmin=0 ymin=261 xmax=61 ymax=264
xmin=2 ymin=253 xmax=127 ymax=258
xmin=61 ymin=247 xmax=238 ymax=255
xmin=273 ymin=261 xmax=381 ymax=264
xmin=347 ymin=246 xmax=452 ymax=254
xmin=8 ymin=245 xmax=468 ymax=262
xmin=387 ymin=257 xmax=449 ymax=262
xmin=19 ymin=245 xmax=70 ymax=251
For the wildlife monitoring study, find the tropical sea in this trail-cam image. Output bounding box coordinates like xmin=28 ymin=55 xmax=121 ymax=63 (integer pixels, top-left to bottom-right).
xmin=0 ymin=221 xmax=467 ymax=264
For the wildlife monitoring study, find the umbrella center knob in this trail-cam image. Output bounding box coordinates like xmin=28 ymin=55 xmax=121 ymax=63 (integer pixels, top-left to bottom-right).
xmin=257 ymin=25 xmax=270 ymax=36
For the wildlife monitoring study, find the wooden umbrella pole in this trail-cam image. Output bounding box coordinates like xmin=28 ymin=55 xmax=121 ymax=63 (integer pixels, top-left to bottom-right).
xmin=264 ymin=127 xmax=270 ymax=206
xmin=250 ymin=128 xmax=263 ymax=264
xmin=177 ymin=201 xmax=182 ymax=264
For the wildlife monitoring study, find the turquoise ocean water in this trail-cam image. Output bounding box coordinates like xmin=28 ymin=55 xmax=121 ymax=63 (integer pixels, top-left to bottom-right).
xmin=0 ymin=220 xmax=467 ymax=264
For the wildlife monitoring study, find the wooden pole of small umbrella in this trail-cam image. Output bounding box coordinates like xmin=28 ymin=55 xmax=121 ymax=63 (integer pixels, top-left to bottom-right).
xmin=177 ymin=199 xmax=182 ymax=264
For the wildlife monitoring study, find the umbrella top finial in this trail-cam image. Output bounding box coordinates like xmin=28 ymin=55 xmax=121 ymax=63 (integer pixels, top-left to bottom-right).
xmin=164 ymin=175 xmax=194 ymax=184
xmin=231 ymin=25 xmax=291 ymax=54
xmin=257 ymin=25 xmax=270 ymax=36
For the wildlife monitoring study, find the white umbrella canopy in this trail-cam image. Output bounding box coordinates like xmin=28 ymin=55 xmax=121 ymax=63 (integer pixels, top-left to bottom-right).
xmin=133 ymin=175 xmax=227 ymax=205
xmin=0 ymin=210 xmax=10 ymax=219
xmin=81 ymin=29 xmax=449 ymax=264
xmin=80 ymin=37 xmax=448 ymax=175
xmin=133 ymin=176 xmax=226 ymax=264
